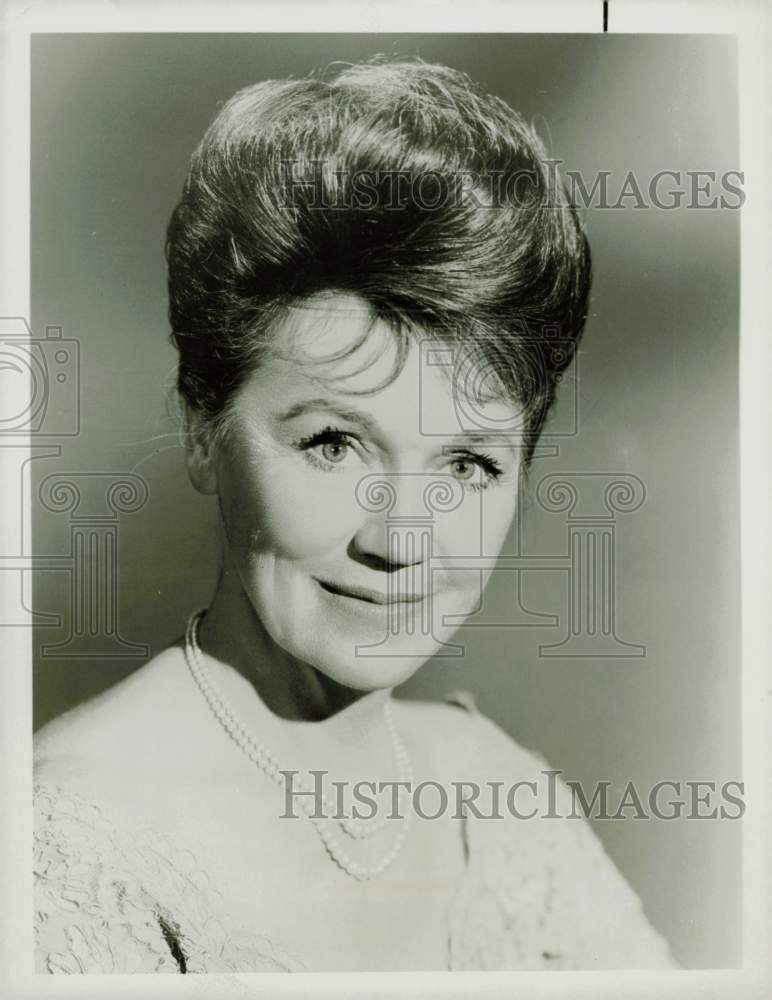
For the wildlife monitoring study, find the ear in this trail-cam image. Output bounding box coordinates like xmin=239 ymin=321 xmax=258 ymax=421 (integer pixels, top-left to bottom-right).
xmin=182 ymin=403 xmax=218 ymax=495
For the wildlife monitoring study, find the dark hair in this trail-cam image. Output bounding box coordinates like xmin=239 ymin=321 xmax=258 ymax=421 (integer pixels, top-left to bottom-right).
xmin=166 ymin=57 xmax=591 ymax=467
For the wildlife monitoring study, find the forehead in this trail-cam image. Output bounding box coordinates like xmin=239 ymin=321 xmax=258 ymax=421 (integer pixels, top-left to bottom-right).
xmin=249 ymin=291 xmax=523 ymax=434
xmin=272 ymin=292 xmax=395 ymax=382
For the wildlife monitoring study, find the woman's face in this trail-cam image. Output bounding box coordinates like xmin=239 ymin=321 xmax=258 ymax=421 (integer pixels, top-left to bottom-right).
xmin=197 ymin=292 xmax=524 ymax=691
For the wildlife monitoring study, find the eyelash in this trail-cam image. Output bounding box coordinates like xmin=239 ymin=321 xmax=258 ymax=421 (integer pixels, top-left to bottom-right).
xmin=293 ymin=425 xmax=505 ymax=491
xmin=448 ymin=450 xmax=504 ymax=492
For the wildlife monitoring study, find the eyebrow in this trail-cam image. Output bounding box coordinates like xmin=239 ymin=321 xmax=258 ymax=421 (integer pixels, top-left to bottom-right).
xmin=276 ymin=397 xmax=521 ymax=455
xmin=276 ymin=398 xmax=380 ymax=436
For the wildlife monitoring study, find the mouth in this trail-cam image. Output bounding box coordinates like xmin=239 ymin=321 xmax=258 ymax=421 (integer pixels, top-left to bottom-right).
xmin=314 ymin=579 xmax=427 ymax=606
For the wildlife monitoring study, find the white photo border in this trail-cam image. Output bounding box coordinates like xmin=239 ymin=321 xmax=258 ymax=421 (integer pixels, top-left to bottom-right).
xmin=1 ymin=1 xmax=769 ymax=998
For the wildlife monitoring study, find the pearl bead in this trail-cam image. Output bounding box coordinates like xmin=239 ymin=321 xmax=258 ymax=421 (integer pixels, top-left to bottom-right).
xmin=183 ymin=609 xmax=412 ymax=882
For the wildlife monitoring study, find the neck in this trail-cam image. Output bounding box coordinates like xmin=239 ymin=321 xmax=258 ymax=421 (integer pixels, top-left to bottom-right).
xmin=196 ymin=563 xmax=394 ymax=762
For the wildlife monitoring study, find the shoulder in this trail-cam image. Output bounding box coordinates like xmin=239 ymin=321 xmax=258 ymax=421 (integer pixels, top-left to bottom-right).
xmin=33 ymin=766 xmax=285 ymax=973
xmin=34 ymin=642 xmax=211 ymax=794
xmin=32 ymin=651 xmax=255 ymax=975
xmin=393 ymin=687 xmax=548 ymax=780
xmin=32 ymin=753 xmax=196 ymax=973
xmin=425 ymin=693 xmax=678 ymax=970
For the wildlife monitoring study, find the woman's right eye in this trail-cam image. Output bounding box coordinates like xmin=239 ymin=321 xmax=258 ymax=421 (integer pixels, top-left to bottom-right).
xmin=294 ymin=426 xmax=360 ymax=471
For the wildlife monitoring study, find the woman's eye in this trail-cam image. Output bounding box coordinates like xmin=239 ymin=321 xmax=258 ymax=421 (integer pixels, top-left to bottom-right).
xmin=447 ymin=452 xmax=504 ymax=492
xmin=321 ymin=440 xmax=348 ymax=464
xmin=294 ymin=426 xmax=360 ymax=472
xmin=449 ymin=458 xmax=476 ymax=481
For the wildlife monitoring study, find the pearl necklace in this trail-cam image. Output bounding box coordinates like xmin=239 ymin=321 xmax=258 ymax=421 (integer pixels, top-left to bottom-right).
xmin=183 ymin=609 xmax=413 ymax=880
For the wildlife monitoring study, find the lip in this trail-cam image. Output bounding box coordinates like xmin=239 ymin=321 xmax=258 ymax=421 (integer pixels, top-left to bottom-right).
xmin=315 ymin=579 xmax=427 ymax=605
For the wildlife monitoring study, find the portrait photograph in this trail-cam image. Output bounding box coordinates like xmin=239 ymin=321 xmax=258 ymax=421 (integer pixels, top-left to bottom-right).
xmin=1 ymin=1 xmax=770 ymax=998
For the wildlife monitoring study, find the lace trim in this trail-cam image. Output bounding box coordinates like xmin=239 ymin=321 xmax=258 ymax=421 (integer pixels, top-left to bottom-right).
xmin=443 ymin=690 xmax=677 ymax=970
xmin=33 ymin=784 xmax=306 ymax=974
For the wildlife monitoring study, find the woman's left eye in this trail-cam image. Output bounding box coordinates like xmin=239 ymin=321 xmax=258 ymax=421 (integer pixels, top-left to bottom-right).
xmin=447 ymin=452 xmax=503 ymax=492
xmin=449 ymin=458 xmax=477 ymax=481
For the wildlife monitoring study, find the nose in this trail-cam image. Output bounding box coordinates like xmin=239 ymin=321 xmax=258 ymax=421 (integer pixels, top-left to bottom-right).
xmin=349 ymin=473 xmax=464 ymax=572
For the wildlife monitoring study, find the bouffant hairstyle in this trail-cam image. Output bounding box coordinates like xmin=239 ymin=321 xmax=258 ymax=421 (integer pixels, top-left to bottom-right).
xmin=166 ymin=58 xmax=591 ymax=467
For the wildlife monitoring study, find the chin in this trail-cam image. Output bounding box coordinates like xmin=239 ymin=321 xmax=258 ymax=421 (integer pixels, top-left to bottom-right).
xmin=268 ymin=609 xmax=459 ymax=692
xmin=318 ymin=655 xmax=425 ymax=693
xmin=284 ymin=627 xmax=437 ymax=692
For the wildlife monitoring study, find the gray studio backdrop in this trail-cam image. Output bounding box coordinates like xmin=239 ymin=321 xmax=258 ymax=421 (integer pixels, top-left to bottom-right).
xmin=30 ymin=34 xmax=740 ymax=968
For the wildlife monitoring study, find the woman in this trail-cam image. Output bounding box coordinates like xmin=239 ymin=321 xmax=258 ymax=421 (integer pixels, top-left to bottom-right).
xmin=33 ymin=57 xmax=676 ymax=973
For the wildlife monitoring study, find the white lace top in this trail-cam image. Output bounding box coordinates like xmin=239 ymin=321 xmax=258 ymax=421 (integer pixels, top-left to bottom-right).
xmin=33 ymin=691 xmax=677 ymax=973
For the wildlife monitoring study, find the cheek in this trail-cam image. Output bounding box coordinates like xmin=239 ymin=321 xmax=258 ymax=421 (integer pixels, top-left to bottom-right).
xmin=483 ymin=487 xmax=518 ymax=550
xmin=436 ymin=488 xmax=516 ymax=593
xmin=439 ymin=489 xmax=516 ymax=551
xmin=222 ymin=454 xmax=362 ymax=562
